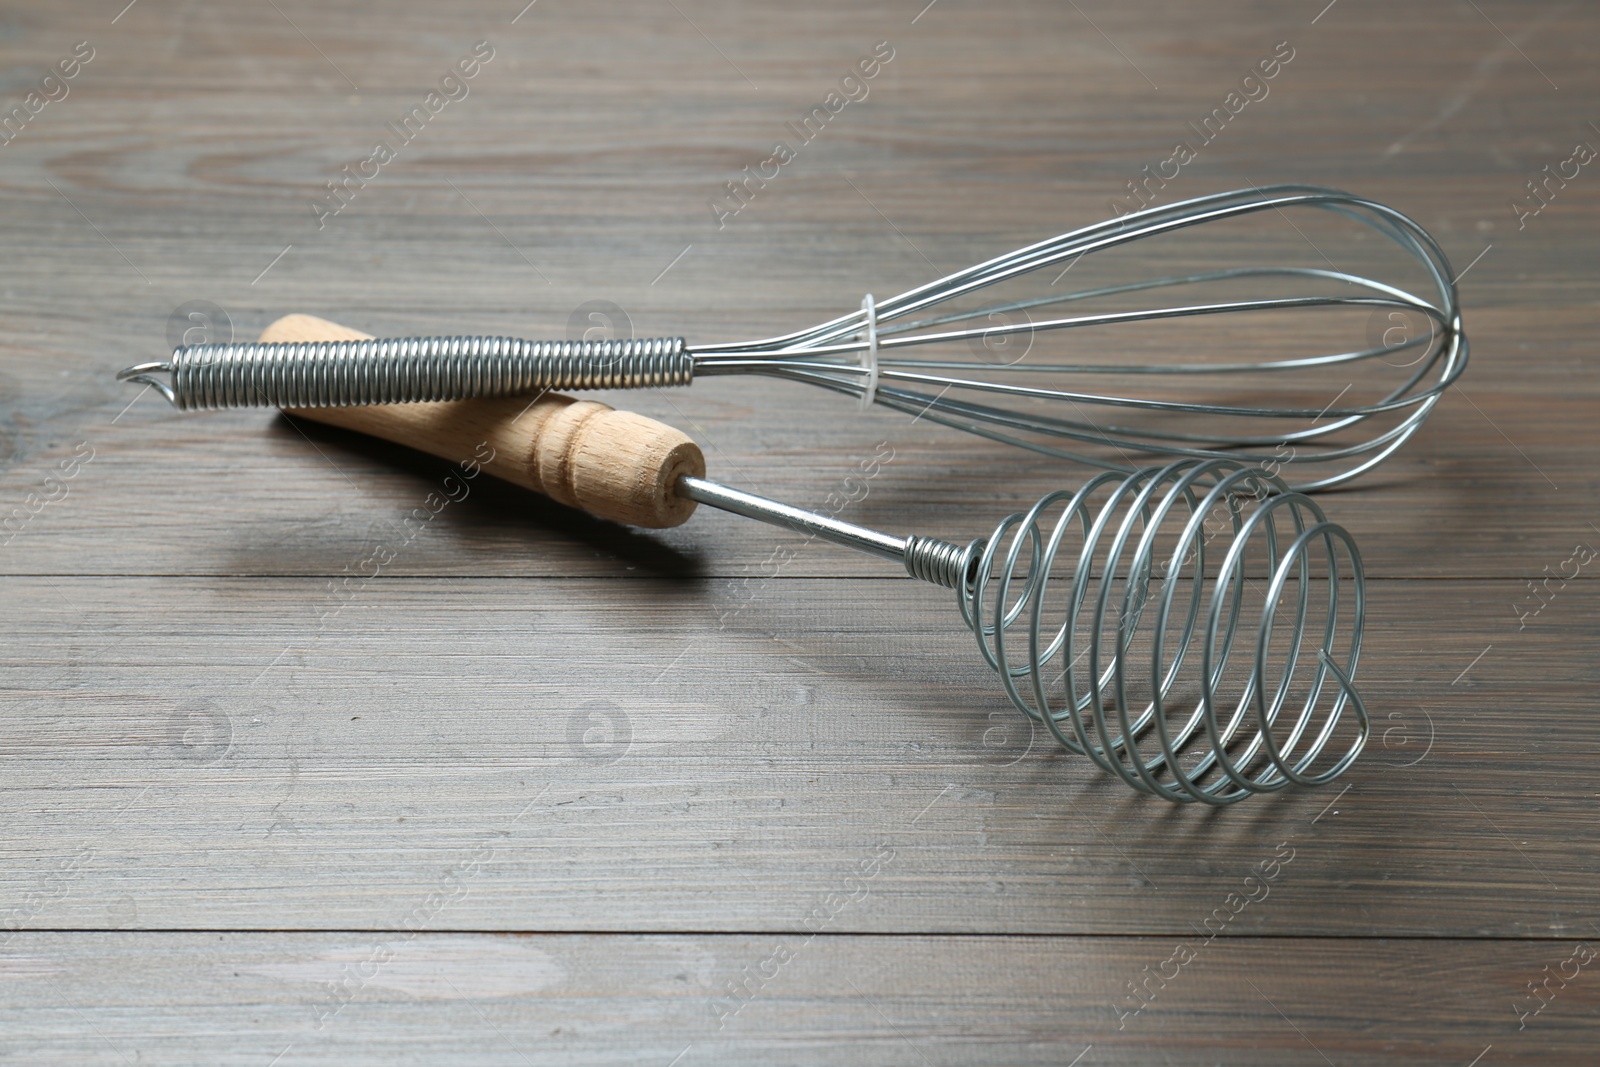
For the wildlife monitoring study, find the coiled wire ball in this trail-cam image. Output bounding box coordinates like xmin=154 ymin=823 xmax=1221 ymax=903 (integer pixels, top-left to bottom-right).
xmin=956 ymin=459 xmax=1367 ymax=804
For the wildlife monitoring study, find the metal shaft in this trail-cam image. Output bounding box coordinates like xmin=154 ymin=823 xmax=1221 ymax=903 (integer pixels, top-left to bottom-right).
xmin=676 ymin=475 xmax=972 ymax=589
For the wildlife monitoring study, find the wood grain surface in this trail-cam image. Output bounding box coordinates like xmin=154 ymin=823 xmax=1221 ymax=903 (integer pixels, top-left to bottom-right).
xmin=1 ymin=0 xmax=1596 ymax=1063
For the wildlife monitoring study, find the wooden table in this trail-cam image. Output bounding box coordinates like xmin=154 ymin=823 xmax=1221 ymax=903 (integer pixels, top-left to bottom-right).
xmin=1 ymin=1 xmax=1595 ymax=1062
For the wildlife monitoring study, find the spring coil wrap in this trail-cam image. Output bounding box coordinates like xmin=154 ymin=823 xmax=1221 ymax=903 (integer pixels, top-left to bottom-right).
xmin=910 ymin=459 xmax=1369 ymax=804
xmin=901 ymin=534 xmax=978 ymax=589
xmin=164 ymin=336 xmax=691 ymax=410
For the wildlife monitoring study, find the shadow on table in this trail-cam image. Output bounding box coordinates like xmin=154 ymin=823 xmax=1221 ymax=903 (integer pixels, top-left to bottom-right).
xmin=273 ymin=413 xmax=704 ymax=582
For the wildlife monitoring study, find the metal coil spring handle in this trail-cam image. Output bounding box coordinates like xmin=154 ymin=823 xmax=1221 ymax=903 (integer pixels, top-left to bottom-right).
xmin=949 ymin=461 xmax=1366 ymax=803
xmin=118 ymin=335 xmax=693 ymax=409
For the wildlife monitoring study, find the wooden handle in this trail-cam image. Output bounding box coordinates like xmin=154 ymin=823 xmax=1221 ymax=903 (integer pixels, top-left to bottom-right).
xmin=263 ymin=314 xmax=704 ymax=528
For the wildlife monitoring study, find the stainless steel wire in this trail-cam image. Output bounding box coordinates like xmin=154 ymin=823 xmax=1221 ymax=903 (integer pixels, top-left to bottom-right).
xmin=121 ymin=185 xmax=1464 ymax=492
xmin=681 ymin=457 xmax=1367 ymax=804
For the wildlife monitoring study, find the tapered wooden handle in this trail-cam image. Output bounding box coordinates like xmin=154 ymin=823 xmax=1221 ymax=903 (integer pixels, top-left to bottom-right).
xmin=263 ymin=314 xmax=703 ymax=528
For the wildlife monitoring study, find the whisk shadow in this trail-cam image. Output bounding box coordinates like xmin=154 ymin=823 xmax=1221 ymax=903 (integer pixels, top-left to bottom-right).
xmin=273 ymin=414 xmax=705 ymax=581
xmin=996 ymin=717 xmax=1358 ymax=835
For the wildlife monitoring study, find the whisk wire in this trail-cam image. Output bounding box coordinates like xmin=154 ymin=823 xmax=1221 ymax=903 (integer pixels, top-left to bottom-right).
xmin=945 ymin=458 xmax=1365 ymax=803
xmin=691 ymin=186 xmax=1465 ymax=490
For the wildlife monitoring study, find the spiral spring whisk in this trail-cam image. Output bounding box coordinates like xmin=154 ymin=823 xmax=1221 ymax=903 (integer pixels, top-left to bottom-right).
xmin=122 ymin=184 xmax=1465 ymax=491
xmin=682 ymin=458 xmax=1366 ymax=804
